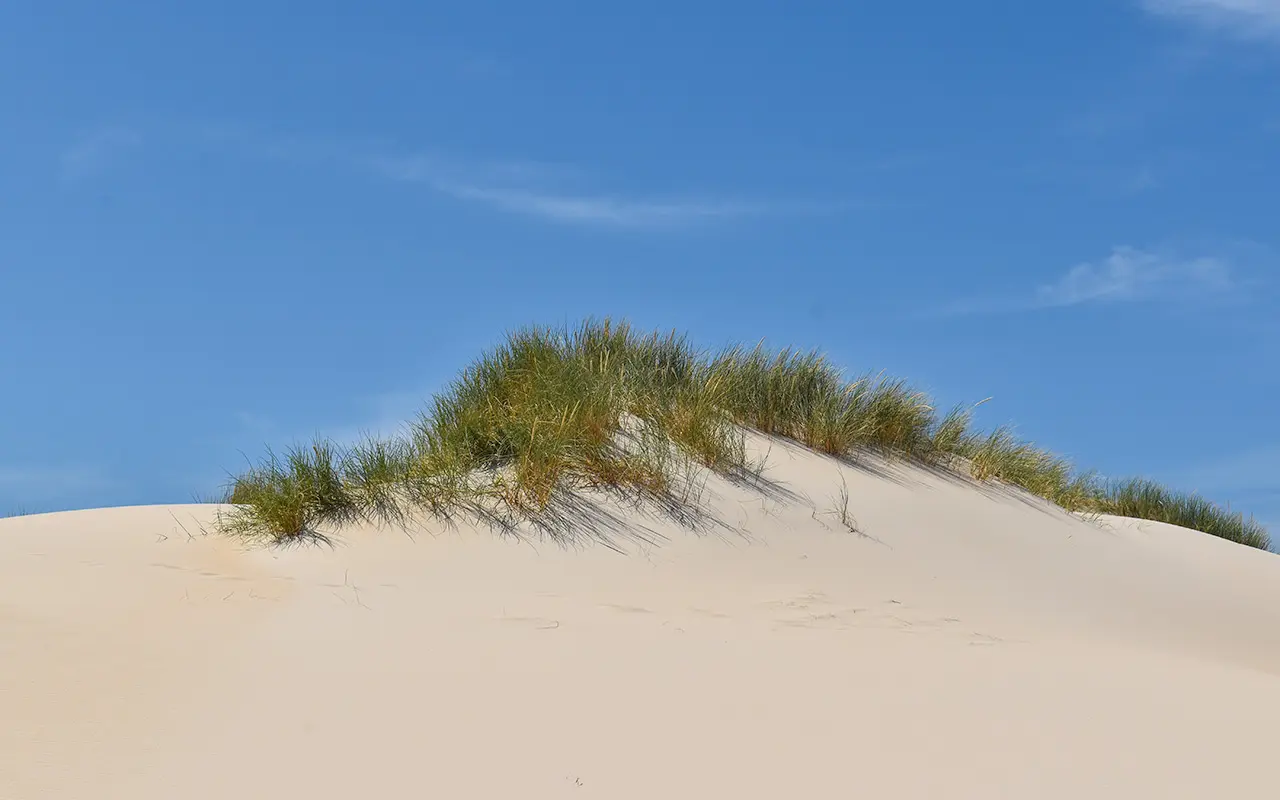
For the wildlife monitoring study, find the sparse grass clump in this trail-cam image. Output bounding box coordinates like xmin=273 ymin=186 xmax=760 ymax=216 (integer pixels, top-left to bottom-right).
xmin=1085 ymin=478 xmax=1270 ymax=550
xmin=962 ymin=427 xmax=1078 ymax=501
xmin=219 ymin=441 xmax=359 ymax=542
xmin=411 ymin=321 xmax=742 ymax=513
xmin=217 ymin=318 xmax=1271 ymax=552
xmin=709 ymin=345 xmax=937 ymax=458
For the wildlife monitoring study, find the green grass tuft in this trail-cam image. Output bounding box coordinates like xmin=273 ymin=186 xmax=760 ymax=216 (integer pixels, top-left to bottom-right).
xmin=1086 ymin=478 xmax=1270 ymax=550
xmin=218 ymin=441 xmax=358 ymax=542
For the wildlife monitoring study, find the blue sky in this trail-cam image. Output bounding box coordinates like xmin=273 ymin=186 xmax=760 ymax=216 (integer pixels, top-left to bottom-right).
xmin=1 ymin=1 xmax=1277 ymax=536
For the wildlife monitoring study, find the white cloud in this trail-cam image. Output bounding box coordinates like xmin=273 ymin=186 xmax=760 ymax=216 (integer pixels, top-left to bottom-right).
xmin=189 ymin=128 xmax=787 ymax=229
xmin=374 ymin=154 xmax=572 ymax=187
xmin=1141 ymin=0 xmax=1280 ymax=38
xmin=165 ymin=123 xmax=833 ymax=229
xmin=1033 ymin=246 xmax=1234 ymax=307
xmin=374 ymin=154 xmax=775 ymax=228
xmin=59 ymin=127 xmax=141 ymax=181
xmin=432 ymin=183 xmax=768 ymax=227
xmin=943 ymin=246 xmax=1238 ymax=315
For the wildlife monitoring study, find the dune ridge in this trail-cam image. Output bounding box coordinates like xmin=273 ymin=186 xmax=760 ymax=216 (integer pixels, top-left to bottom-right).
xmin=5 ymin=320 xmax=1278 ymax=797
xmin=220 ymin=319 xmax=1271 ymax=551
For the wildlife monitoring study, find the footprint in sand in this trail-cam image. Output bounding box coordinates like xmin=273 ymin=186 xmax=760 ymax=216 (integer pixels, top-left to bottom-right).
xmin=600 ymin=603 xmax=653 ymax=615
xmin=500 ymin=615 xmax=561 ymax=630
xmin=688 ymin=607 xmax=732 ymax=619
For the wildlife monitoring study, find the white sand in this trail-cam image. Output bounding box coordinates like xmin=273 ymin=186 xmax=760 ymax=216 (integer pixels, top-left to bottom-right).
xmin=4 ymin=435 xmax=1280 ymax=798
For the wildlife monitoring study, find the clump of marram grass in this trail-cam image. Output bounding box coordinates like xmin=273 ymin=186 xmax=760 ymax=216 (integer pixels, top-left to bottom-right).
xmin=342 ymin=436 xmax=415 ymax=526
xmin=217 ymin=317 xmax=1272 ymax=551
xmin=708 ymin=345 xmax=937 ymax=458
xmin=218 ymin=441 xmax=359 ymax=543
xmin=963 ymin=426 xmax=1076 ymax=498
xmin=855 ymin=377 xmax=937 ymax=456
xmin=1084 ymin=478 xmax=1271 ymax=550
xmin=711 ymin=344 xmax=845 ymax=442
xmin=928 ymin=400 xmax=987 ymax=462
xmin=413 ymin=320 xmax=739 ymax=513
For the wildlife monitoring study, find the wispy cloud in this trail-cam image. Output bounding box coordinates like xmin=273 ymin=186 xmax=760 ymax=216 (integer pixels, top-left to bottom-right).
xmin=59 ymin=127 xmax=141 ymax=182
xmin=945 ymin=246 xmax=1238 ymax=315
xmin=434 ymin=184 xmax=772 ymax=227
xmin=1035 ymin=246 xmax=1233 ymax=306
xmin=90 ymin=122 xmax=827 ymax=229
xmin=372 ymin=153 xmax=787 ymax=228
xmin=1141 ymin=0 xmax=1280 ymax=38
xmin=373 ymin=153 xmax=576 ymax=187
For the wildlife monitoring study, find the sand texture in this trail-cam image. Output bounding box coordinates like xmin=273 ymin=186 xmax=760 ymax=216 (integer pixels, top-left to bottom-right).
xmin=4 ymin=436 xmax=1280 ymax=798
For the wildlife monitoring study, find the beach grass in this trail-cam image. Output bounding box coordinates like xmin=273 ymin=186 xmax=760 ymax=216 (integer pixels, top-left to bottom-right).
xmin=1086 ymin=478 xmax=1270 ymax=551
xmin=217 ymin=318 xmax=1270 ymax=551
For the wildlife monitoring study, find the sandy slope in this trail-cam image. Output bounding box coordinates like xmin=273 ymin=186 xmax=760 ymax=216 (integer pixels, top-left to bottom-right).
xmin=4 ymin=435 xmax=1280 ymax=798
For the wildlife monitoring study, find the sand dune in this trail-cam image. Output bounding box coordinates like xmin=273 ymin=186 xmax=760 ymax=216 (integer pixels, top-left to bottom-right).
xmin=4 ymin=435 xmax=1280 ymax=798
